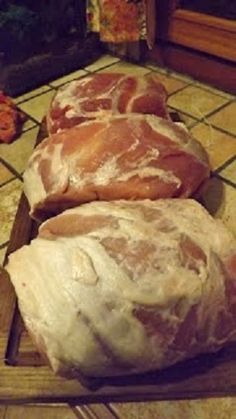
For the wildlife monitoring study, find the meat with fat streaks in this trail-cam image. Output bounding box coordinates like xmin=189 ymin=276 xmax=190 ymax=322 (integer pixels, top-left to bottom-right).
xmin=47 ymin=73 xmax=170 ymax=134
xmin=24 ymin=114 xmax=209 ymax=220
xmin=6 ymin=199 xmax=236 ymax=378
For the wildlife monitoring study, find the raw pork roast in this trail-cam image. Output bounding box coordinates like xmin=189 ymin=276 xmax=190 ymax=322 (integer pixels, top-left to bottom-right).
xmin=24 ymin=114 xmax=209 ymax=220
xmin=47 ymin=72 xmax=170 ymax=134
xmin=6 ymin=199 xmax=236 ymax=378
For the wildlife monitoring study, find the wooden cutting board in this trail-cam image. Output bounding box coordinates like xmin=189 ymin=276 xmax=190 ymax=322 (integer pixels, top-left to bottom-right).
xmin=1 ymin=119 xmax=236 ymax=404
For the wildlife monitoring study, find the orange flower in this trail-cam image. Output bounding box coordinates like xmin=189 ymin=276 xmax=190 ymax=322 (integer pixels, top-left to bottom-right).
xmin=87 ymin=0 xmax=146 ymax=43
xmin=100 ymin=0 xmax=144 ymax=42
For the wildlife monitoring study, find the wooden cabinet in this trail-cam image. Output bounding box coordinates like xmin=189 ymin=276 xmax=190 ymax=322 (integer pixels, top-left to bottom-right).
xmin=158 ymin=1 xmax=236 ymax=62
xmin=148 ymin=1 xmax=236 ymax=93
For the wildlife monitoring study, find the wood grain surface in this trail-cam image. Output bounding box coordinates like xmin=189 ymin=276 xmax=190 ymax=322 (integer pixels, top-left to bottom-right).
xmin=1 ymin=120 xmax=236 ymax=404
xmin=161 ymin=8 xmax=236 ymax=62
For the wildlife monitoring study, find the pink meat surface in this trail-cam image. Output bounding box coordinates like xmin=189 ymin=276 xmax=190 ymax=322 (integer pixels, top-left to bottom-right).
xmin=6 ymin=199 xmax=236 ymax=378
xmin=47 ymin=73 xmax=170 ymax=134
xmin=24 ymin=114 xmax=209 ymax=220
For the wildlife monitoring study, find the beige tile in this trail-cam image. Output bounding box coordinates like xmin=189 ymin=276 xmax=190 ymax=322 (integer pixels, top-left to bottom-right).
xmin=145 ymin=62 xmax=169 ymax=74
xmin=49 ymin=69 xmax=88 ymax=87
xmin=150 ymin=71 xmax=187 ymax=95
xmin=98 ymin=60 xmax=150 ymax=76
xmin=85 ymin=54 xmax=120 ymax=72
xmin=190 ymin=123 xmax=236 ymax=170
xmin=22 ymin=118 xmax=37 ymax=132
xmin=0 ymin=245 xmax=7 ymax=266
xmin=208 ymin=101 xmax=236 ymax=137
xmin=14 ymin=85 xmax=51 ymax=104
xmin=0 ymin=126 xmax=39 ymax=175
xmin=145 ymin=63 xmax=194 ymax=82
xmin=200 ymin=179 xmax=236 ymax=238
xmin=0 ymin=163 xmax=15 ymax=185
xmin=195 ymin=81 xmax=235 ymax=100
xmin=5 ymin=405 xmax=76 ymax=419
xmin=114 ymin=397 xmax=236 ymax=419
xmin=220 ymin=159 xmax=236 ymax=184
xmin=18 ymin=90 xmax=55 ymax=122
xmin=168 ymin=70 xmax=194 ymax=83
xmin=0 ymin=179 xmax=23 ymax=244
xmin=168 ymin=85 xmax=228 ymax=119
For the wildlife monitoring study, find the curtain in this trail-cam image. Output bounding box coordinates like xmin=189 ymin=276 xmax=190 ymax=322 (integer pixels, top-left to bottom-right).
xmin=86 ymin=0 xmax=156 ymax=49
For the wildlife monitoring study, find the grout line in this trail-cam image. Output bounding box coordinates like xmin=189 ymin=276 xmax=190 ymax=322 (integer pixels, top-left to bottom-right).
xmin=16 ymin=84 xmax=52 ymax=107
xmin=166 ymin=97 xmax=236 ymax=133
xmin=91 ymin=60 xmax=149 ymax=74
xmin=16 ymin=112 xmax=41 ymax=126
xmin=168 ymin=106 xmax=198 ymax=123
xmin=188 ymin=119 xmax=200 ymax=129
xmin=200 ymin=98 xmax=235 ymax=120
xmin=21 ymin=115 xmax=39 ymax=132
xmin=145 ymin=64 xmax=169 ymax=75
xmin=167 ymin=71 xmax=195 ymax=84
xmin=89 ymin=63 xmax=119 ymax=73
xmin=166 ymin=103 xmax=203 ymax=122
xmin=0 ymin=158 xmax=23 ymax=183
xmin=167 ymin=89 xmax=234 ymax=126
xmin=167 ymin=81 xmax=195 ymax=98
xmin=0 ymin=241 xmax=9 ymax=250
xmin=145 ymin=63 xmax=196 ymax=85
xmin=204 ymin=122 xmax=236 ymax=139
xmin=46 ymin=85 xmax=57 ymax=91
xmin=47 ymin=70 xmax=91 ymax=88
xmin=194 ymin=83 xmax=235 ymax=100
xmin=214 ymin=173 xmax=236 ymax=189
xmin=0 ymin=176 xmax=22 ymax=188
xmin=215 ymin=155 xmax=236 ymax=174
xmin=166 ymin=82 xmax=193 ymax=97
xmin=186 ymin=114 xmax=236 ymax=139
xmin=22 ymin=123 xmax=38 ymax=134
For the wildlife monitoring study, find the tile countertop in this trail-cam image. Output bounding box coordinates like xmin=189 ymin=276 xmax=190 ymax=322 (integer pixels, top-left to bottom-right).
xmin=0 ymin=55 xmax=236 ymax=418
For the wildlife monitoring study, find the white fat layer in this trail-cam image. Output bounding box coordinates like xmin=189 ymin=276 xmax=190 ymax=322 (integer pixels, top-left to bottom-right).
xmin=55 ymin=76 xmax=121 ymax=117
xmin=118 ymin=167 xmax=180 ymax=186
xmin=93 ymin=156 xmax=120 ymax=186
xmin=146 ymin=115 xmax=207 ymax=163
xmin=23 ymin=167 xmax=46 ymax=210
xmin=6 ymin=199 xmax=236 ymax=376
xmin=125 ymin=77 xmax=148 ymax=112
xmin=68 ymin=156 xmax=180 ymax=189
xmin=147 ymin=115 xmax=181 ymax=142
xmin=24 ymin=141 xmax=68 ymax=208
xmin=55 ymin=79 xmax=88 ymax=110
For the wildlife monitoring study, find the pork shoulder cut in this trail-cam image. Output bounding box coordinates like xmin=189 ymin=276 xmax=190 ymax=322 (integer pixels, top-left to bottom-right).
xmin=24 ymin=114 xmax=209 ymax=220
xmin=47 ymin=72 xmax=170 ymax=134
xmin=6 ymin=199 xmax=236 ymax=379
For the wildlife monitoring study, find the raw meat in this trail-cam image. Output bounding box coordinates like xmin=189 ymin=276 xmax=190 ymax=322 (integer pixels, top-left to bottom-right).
xmin=0 ymin=91 xmax=26 ymax=143
xmin=47 ymin=72 xmax=170 ymax=134
xmin=23 ymin=114 xmax=210 ymax=220
xmin=6 ymin=199 xmax=236 ymax=378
